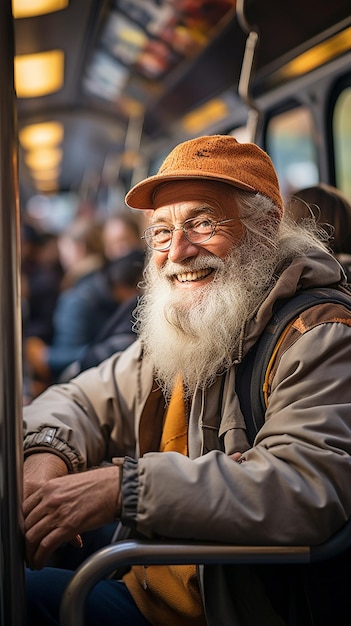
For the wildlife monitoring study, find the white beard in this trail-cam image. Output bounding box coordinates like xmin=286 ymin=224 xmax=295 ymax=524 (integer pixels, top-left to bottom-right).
xmin=135 ymin=240 xmax=279 ymax=400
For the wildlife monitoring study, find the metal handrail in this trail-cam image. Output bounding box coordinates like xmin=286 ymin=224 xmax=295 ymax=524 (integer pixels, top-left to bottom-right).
xmin=236 ymin=0 xmax=261 ymax=142
xmin=0 ymin=2 xmax=25 ymax=625
xmin=60 ymin=517 xmax=351 ymax=626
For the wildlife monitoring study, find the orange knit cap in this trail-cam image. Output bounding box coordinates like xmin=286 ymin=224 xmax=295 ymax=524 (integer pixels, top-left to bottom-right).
xmin=125 ymin=135 xmax=284 ymax=216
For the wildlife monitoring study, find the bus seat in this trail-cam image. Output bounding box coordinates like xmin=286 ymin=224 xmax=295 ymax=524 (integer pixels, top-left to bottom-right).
xmin=60 ymin=516 xmax=351 ymax=626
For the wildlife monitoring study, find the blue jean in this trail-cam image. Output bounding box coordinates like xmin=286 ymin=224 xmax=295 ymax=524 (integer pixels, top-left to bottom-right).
xmin=26 ymin=567 xmax=151 ymax=626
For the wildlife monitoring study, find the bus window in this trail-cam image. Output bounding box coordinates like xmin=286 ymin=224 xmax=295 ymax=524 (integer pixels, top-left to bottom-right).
xmin=333 ymin=87 xmax=351 ymax=201
xmin=266 ymin=107 xmax=319 ymax=199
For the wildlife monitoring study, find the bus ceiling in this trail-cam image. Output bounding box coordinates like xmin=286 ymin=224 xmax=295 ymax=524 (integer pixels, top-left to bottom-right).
xmin=13 ymin=0 xmax=351 ymax=208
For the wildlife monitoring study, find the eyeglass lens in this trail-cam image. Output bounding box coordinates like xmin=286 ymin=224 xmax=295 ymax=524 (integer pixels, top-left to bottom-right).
xmin=145 ymin=218 xmax=215 ymax=249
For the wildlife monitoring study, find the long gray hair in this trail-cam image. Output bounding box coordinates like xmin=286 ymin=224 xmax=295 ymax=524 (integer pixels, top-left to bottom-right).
xmin=235 ymin=189 xmax=331 ymax=261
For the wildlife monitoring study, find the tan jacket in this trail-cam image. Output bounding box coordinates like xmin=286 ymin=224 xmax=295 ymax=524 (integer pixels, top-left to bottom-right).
xmin=23 ymin=247 xmax=351 ymax=625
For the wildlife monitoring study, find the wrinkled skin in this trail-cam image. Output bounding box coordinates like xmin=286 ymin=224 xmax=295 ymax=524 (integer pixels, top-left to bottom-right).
xmin=24 ymin=454 xmax=120 ymax=569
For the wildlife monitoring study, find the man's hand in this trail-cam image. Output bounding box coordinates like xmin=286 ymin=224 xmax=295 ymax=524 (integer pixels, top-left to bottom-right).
xmin=23 ymin=463 xmax=121 ymax=570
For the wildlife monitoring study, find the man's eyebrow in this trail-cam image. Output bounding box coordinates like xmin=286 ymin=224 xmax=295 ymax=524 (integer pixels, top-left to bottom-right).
xmin=149 ymin=214 xmax=170 ymax=226
xmin=190 ymin=206 xmax=217 ymax=218
xmin=150 ymin=205 xmax=216 ymax=225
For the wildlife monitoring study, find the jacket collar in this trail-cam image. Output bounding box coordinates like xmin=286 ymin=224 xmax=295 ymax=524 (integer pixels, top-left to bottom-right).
xmin=239 ymin=247 xmax=347 ymax=359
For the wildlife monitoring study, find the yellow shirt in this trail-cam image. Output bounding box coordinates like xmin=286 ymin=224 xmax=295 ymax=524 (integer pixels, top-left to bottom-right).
xmin=123 ymin=378 xmax=206 ymax=626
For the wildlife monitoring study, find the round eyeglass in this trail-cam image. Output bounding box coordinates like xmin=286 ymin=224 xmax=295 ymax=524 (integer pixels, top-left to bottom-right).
xmin=142 ymin=217 xmax=236 ymax=251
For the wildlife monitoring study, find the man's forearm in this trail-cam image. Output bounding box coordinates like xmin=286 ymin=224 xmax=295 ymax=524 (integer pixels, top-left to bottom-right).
xmin=24 ymin=452 xmax=68 ymax=500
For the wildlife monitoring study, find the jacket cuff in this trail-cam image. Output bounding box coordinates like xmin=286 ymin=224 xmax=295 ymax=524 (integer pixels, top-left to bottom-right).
xmin=23 ymin=427 xmax=80 ymax=472
xmin=120 ymin=456 xmax=139 ymax=528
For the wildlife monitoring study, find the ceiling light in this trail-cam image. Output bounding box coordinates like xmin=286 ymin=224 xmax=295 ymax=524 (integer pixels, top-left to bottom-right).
xmin=15 ymin=50 xmax=64 ymax=97
xmin=182 ymin=99 xmax=229 ymax=133
xmin=25 ymin=147 xmax=62 ymax=170
xmin=12 ymin=0 xmax=69 ymax=19
xmin=19 ymin=122 xmax=64 ymax=150
xmin=273 ymin=27 xmax=351 ymax=83
xmin=31 ymin=167 xmax=61 ymax=181
xmin=35 ymin=180 xmax=59 ymax=193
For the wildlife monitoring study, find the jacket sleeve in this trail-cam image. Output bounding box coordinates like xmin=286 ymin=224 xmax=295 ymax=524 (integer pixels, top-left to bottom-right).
xmin=23 ymin=341 xmax=144 ymax=472
xmin=121 ymin=321 xmax=351 ymax=546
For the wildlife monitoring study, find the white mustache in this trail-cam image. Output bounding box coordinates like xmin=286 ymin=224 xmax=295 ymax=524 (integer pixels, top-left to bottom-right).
xmin=160 ymin=254 xmax=224 ymax=279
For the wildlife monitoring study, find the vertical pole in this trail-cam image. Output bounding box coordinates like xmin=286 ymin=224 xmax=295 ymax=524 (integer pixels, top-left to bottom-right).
xmin=0 ymin=1 xmax=25 ymax=625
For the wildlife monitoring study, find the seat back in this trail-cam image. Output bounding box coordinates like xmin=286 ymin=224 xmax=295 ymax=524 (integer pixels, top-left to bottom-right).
xmin=60 ymin=517 xmax=351 ymax=626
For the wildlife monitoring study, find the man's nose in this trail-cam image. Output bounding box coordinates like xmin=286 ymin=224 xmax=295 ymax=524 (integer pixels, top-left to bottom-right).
xmin=167 ymin=228 xmax=199 ymax=263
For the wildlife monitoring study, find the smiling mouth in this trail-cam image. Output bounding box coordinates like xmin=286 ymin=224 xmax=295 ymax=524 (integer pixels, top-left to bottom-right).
xmin=176 ymin=268 xmax=213 ymax=282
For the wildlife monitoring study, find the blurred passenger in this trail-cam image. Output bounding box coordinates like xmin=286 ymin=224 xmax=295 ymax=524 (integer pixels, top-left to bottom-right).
xmin=102 ymin=213 xmax=144 ymax=260
xmin=21 ymin=224 xmax=64 ymax=403
xmin=59 ymin=249 xmax=145 ymax=381
xmin=24 ymin=217 xmax=115 ymax=393
xmin=22 ymin=229 xmax=63 ymax=344
xmin=287 ymin=183 xmax=351 ymax=280
xmin=58 ymin=215 xmax=106 ymax=289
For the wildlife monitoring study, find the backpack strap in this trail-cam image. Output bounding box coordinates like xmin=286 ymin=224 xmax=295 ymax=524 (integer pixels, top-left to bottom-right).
xmin=236 ymin=286 xmax=351 ymax=446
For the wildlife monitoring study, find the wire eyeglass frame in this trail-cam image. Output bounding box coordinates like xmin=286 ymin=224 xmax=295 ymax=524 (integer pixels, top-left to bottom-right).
xmin=142 ymin=217 xmax=237 ymax=251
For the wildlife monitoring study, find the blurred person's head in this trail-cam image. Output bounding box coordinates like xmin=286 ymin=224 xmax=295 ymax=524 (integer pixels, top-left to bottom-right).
xmin=102 ymin=214 xmax=143 ymax=261
xmin=35 ymin=233 xmax=62 ymax=268
xmin=287 ymin=183 xmax=351 ymax=255
xmin=58 ymin=217 xmax=105 ymax=272
xmin=21 ymin=223 xmax=43 ymax=267
xmin=106 ymin=249 xmax=145 ymax=303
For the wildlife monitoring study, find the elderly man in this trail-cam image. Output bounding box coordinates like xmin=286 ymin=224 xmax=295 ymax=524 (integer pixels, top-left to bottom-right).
xmin=24 ymin=135 xmax=351 ymax=626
